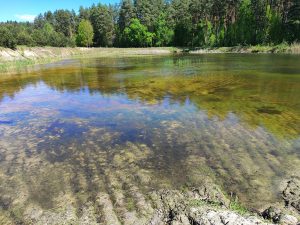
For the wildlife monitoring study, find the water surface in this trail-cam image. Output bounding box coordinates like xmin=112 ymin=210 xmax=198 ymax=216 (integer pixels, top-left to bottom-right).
xmin=0 ymin=54 xmax=299 ymax=222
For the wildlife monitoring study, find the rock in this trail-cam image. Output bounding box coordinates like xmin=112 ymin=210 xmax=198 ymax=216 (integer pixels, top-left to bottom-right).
xmin=280 ymin=214 xmax=298 ymax=225
xmin=262 ymin=206 xmax=299 ymax=225
xmin=262 ymin=206 xmax=282 ymax=223
xmin=283 ymin=178 xmax=300 ymax=213
xmin=187 ymin=183 xmax=230 ymax=207
xmin=170 ymin=214 xmax=190 ymax=225
xmin=149 ymin=188 xmax=274 ymax=225
xmin=189 ymin=209 xmax=272 ymax=225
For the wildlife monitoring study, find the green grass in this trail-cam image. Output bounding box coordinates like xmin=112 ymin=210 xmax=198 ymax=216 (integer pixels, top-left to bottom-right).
xmin=189 ymin=199 xmax=222 ymax=208
xmin=188 ymin=43 xmax=292 ymax=54
xmin=0 ymin=57 xmax=59 ymax=73
xmin=0 ymin=59 xmax=34 ymax=72
xmin=249 ymin=43 xmax=290 ymax=53
xmin=126 ymin=197 xmax=136 ymax=212
xmin=229 ymin=199 xmax=248 ymax=215
xmin=189 ymin=198 xmax=248 ymax=216
xmin=189 ymin=199 xmax=206 ymax=207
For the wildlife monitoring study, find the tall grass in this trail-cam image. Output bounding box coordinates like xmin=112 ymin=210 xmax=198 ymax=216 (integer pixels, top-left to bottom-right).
xmin=0 ymin=58 xmax=56 ymax=74
xmin=290 ymin=42 xmax=300 ymax=54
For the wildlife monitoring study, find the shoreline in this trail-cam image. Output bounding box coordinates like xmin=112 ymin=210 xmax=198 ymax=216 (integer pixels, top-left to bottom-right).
xmin=186 ymin=43 xmax=300 ymax=54
xmin=0 ymin=47 xmax=175 ymax=73
xmin=0 ymin=44 xmax=299 ymax=74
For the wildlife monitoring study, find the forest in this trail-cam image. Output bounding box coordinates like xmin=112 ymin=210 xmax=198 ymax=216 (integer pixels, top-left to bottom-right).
xmin=0 ymin=0 xmax=299 ymax=49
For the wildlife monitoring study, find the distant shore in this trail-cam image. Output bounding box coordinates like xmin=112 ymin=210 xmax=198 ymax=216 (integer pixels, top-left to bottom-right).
xmin=186 ymin=43 xmax=300 ymax=54
xmin=0 ymin=44 xmax=299 ymax=73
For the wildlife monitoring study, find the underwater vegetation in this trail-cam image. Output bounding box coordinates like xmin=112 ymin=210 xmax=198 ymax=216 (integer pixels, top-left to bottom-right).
xmin=0 ymin=54 xmax=299 ymax=223
xmin=1 ymin=54 xmax=299 ymax=138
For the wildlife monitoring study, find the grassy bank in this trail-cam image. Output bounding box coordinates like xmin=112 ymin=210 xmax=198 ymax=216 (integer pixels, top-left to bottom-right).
xmin=188 ymin=43 xmax=300 ymax=54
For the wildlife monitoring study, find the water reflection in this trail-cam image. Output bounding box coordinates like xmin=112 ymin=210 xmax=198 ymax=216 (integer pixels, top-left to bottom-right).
xmin=0 ymin=54 xmax=299 ymax=223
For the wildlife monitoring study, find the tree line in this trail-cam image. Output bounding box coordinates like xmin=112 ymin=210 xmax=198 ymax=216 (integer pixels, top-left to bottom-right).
xmin=0 ymin=0 xmax=299 ymax=49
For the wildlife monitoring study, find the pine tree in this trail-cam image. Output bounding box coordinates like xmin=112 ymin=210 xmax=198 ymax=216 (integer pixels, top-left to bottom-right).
xmin=118 ymin=0 xmax=135 ymax=32
xmin=90 ymin=4 xmax=115 ymax=46
xmin=287 ymin=0 xmax=300 ymax=41
xmin=134 ymin=0 xmax=164 ymax=31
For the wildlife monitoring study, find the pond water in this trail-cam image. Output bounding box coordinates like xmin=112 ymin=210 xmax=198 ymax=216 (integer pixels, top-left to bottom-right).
xmin=0 ymin=54 xmax=299 ymax=222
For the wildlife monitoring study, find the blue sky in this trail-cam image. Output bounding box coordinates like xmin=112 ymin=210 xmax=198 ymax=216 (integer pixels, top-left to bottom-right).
xmin=0 ymin=0 xmax=119 ymax=22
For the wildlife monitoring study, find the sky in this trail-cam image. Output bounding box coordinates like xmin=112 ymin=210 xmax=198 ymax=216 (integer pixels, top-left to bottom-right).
xmin=0 ymin=0 xmax=119 ymax=22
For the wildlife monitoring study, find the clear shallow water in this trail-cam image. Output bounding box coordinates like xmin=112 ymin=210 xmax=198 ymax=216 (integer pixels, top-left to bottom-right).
xmin=0 ymin=54 xmax=300 ymax=222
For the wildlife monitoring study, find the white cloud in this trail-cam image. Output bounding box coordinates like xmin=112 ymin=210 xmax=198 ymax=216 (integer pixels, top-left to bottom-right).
xmin=15 ymin=14 xmax=36 ymax=22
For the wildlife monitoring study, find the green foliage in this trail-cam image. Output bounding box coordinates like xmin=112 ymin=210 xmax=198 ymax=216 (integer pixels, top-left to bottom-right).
xmin=122 ymin=18 xmax=154 ymax=47
xmin=135 ymin=0 xmax=164 ymax=32
xmin=34 ymin=14 xmax=46 ymax=29
xmin=79 ymin=6 xmax=91 ymax=20
xmin=31 ymin=11 xmax=77 ymax=47
xmin=90 ymin=4 xmax=114 ymax=47
xmin=16 ymin=31 xmax=34 ymax=46
xmin=153 ymin=13 xmax=174 ymax=46
xmin=250 ymin=0 xmax=267 ymax=44
xmin=287 ymin=0 xmax=300 ymax=42
xmin=189 ymin=199 xmax=221 ymax=208
xmin=118 ymin=0 xmax=135 ymax=32
xmin=53 ymin=9 xmax=76 ymax=38
xmin=0 ymin=26 xmax=17 ymax=49
xmin=235 ymin=0 xmax=255 ymax=45
xmin=171 ymin=0 xmax=192 ymax=46
xmin=76 ymin=20 xmax=94 ymax=47
xmin=0 ymin=0 xmax=299 ymax=48
xmin=31 ymin=23 xmax=73 ymax=47
xmin=265 ymin=5 xmax=284 ymax=44
xmin=193 ymin=20 xmax=217 ymax=47
xmin=229 ymin=199 xmax=248 ymax=215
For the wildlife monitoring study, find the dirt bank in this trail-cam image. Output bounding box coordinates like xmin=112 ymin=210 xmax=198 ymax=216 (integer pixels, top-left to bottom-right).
xmin=0 ymin=47 xmax=175 ymax=73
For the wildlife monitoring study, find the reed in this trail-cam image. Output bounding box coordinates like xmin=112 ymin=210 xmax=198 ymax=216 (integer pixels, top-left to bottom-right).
xmin=290 ymin=42 xmax=300 ymax=54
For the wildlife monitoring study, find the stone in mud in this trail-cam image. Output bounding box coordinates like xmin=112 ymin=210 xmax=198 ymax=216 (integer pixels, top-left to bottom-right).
xmin=262 ymin=206 xmax=282 ymax=223
xmin=149 ymin=187 xmax=273 ymax=225
xmin=282 ymin=178 xmax=300 ymax=212
xmin=169 ymin=214 xmax=190 ymax=225
xmin=262 ymin=205 xmax=299 ymax=225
